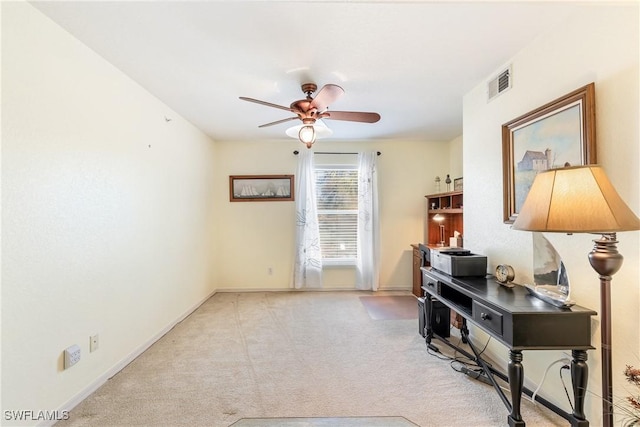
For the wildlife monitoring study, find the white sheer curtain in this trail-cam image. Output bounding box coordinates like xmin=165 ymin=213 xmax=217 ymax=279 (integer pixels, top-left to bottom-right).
xmin=292 ymin=150 xmax=323 ymax=288
xmin=356 ymin=151 xmax=380 ymax=290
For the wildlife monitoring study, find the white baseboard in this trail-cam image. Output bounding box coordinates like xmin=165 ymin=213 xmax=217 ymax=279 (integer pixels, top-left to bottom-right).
xmin=42 ymin=289 xmax=217 ymax=427
xmin=214 ymin=287 xmax=363 ymax=293
xmin=214 ymin=286 xmax=413 ymax=293
xmin=378 ymin=286 xmax=413 ymax=292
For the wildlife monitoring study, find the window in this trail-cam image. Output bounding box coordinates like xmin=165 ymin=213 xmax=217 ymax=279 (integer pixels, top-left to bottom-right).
xmin=314 ymin=166 xmax=358 ymax=265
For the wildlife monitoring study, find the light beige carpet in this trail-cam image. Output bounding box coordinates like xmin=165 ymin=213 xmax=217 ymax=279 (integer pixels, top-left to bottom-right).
xmin=359 ymin=295 xmax=418 ymax=320
xmin=56 ymin=291 xmax=566 ymax=427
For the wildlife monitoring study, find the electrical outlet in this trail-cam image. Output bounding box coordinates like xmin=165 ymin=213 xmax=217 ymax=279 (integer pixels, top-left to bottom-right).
xmin=64 ymin=345 xmax=81 ymax=369
xmin=268 ymin=267 xmax=273 ymax=275
xmin=90 ymin=334 xmax=99 ymax=352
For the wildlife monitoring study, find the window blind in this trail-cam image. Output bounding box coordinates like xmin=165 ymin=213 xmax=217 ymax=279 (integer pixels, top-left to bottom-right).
xmin=315 ymin=168 xmax=358 ymax=262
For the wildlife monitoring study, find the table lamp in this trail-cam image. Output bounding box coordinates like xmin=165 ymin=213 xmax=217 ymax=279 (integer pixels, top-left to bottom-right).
xmin=433 ymin=214 xmax=446 ymax=246
xmin=512 ymin=164 xmax=640 ymax=427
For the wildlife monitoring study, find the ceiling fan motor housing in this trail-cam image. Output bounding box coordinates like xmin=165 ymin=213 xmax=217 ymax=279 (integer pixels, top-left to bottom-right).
xmin=301 ymin=83 xmax=317 ymax=96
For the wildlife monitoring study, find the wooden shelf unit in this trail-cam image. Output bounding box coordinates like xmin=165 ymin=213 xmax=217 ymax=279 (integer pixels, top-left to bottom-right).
xmin=424 ymin=190 xmax=463 ymax=247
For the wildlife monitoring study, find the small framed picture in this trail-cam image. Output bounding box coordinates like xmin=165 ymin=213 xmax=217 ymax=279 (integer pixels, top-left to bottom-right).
xmin=229 ymin=175 xmax=294 ymax=202
xmin=453 ymin=177 xmax=463 ymax=191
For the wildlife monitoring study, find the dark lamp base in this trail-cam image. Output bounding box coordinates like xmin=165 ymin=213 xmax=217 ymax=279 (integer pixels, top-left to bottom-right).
xmin=588 ymin=232 xmax=623 ymax=427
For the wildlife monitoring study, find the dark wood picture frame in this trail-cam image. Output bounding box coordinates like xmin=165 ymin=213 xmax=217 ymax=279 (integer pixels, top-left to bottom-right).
xmin=229 ymin=175 xmax=294 ymax=202
xmin=502 ymin=83 xmax=596 ymax=223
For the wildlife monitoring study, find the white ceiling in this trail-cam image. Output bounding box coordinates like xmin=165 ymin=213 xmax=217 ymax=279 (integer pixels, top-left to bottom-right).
xmin=31 ymin=1 xmax=595 ymax=143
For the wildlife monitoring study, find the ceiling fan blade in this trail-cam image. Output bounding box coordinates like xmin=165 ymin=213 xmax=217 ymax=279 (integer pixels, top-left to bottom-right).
xmin=310 ymin=84 xmax=344 ymax=111
xmin=239 ymin=96 xmax=294 ymax=112
xmin=258 ymin=116 xmax=300 ymax=128
xmin=323 ymin=111 xmax=381 ymax=123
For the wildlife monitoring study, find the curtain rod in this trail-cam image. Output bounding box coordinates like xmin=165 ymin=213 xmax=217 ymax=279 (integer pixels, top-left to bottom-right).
xmin=293 ymin=150 xmax=381 ymax=156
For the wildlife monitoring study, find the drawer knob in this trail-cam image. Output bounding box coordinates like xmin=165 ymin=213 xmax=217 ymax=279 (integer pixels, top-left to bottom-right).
xmin=481 ymin=312 xmax=491 ymax=321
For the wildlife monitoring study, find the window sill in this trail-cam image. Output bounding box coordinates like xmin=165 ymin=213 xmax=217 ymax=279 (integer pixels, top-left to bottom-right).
xmin=322 ymin=260 xmax=357 ymax=268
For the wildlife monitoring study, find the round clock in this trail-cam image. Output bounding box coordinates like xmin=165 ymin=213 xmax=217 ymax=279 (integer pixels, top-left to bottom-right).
xmin=495 ymin=264 xmax=515 ymax=284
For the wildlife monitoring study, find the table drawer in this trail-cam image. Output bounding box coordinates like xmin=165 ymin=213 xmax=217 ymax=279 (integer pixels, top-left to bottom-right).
xmin=473 ymin=301 xmax=503 ymax=337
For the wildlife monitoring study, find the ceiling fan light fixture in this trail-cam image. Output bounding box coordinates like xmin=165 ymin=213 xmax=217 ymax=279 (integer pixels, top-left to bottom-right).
xmin=299 ymin=125 xmax=316 ymax=148
xmin=285 ymin=120 xmax=333 ymax=141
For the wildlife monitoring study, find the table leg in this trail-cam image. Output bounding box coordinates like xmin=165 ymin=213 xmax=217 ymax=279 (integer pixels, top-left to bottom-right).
xmin=460 ymin=317 xmax=469 ymax=344
xmin=424 ymin=295 xmax=434 ymax=344
xmin=571 ymin=350 xmax=590 ymax=426
xmin=508 ymin=350 xmax=525 ymax=427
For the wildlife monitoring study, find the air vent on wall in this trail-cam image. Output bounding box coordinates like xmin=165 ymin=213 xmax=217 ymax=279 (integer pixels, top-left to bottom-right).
xmin=487 ymin=66 xmax=512 ymax=101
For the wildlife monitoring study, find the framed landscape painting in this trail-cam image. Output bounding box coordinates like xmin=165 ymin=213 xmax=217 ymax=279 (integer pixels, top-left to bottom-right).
xmin=229 ymin=175 xmax=294 ymax=202
xmin=502 ymin=83 xmax=596 ymax=223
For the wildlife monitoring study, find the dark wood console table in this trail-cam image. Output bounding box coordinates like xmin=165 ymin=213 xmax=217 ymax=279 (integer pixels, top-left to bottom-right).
xmin=421 ymin=266 xmax=596 ymax=427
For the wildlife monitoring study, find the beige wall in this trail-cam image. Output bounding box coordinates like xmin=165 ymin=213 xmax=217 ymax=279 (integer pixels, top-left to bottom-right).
xmin=448 ymin=134 xmax=463 ymax=182
xmin=2 ymin=2 xmax=218 ymax=420
xmin=215 ymin=139 xmax=451 ymax=291
xmin=463 ymin=4 xmax=639 ymax=424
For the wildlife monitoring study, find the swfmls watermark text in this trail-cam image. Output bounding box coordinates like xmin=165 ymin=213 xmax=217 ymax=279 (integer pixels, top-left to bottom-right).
xmin=4 ymin=410 xmax=69 ymax=422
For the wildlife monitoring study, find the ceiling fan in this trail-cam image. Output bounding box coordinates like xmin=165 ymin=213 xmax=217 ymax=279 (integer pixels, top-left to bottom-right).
xmin=239 ymin=83 xmax=381 ymax=148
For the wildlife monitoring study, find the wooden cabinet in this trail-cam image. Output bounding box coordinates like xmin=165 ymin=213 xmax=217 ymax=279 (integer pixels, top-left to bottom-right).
xmin=411 ymin=244 xmax=422 ymax=297
xmin=424 ymin=191 xmax=463 ymax=247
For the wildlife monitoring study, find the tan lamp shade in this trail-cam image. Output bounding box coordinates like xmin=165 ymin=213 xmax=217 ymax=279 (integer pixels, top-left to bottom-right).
xmin=512 ymin=165 xmax=640 ymax=233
